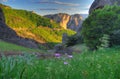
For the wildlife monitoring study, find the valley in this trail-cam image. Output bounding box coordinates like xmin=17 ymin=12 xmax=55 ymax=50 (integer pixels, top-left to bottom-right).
xmin=0 ymin=0 xmax=120 ymax=79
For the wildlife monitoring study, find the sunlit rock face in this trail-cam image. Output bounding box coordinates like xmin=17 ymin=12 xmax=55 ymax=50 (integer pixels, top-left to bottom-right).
xmin=67 ymin=14 xmax=83 ymax=31
xmin=44 ymin=13 xmax=83 ymax=31
xmin=89 ymin=0 xmax=120 ymax=13
xmin=45 ymin=13 xmax=70 ymax=29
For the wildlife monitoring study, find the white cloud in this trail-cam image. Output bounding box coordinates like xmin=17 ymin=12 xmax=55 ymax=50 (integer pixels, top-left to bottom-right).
xmin=34 ymin=1 xmax=80 ymax=7
xmin=34 ymin=8 xmax=77 ymax=11
xmin=0 ymin=0 xmax=8 ymax=2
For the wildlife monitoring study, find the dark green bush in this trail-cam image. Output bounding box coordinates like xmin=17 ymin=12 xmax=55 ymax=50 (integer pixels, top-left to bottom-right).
xmin=110 ymin=30 xmax=120 ymax=46
xmin=65 ymin=34 xmax=83 ymax=47
xmin=81 ymin=5 xmax=120 ymax=50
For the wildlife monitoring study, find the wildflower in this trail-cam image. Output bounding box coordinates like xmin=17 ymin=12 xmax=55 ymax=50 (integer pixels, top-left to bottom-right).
xmin=54 ymin=53 xmax=61 ymax=58
xmin=64 ymin=62 xmax=68 ymax=65
xmin=68 ymin=55 xmax=73 ymax=58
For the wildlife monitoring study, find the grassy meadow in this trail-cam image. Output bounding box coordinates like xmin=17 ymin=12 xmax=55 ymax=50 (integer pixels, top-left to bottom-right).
xmin=0 ymin=45 xmax=120 ymax=79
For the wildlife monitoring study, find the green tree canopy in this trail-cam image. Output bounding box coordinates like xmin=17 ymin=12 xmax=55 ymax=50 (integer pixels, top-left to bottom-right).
xmin=81 ymin=5 xmax=120 ymax=50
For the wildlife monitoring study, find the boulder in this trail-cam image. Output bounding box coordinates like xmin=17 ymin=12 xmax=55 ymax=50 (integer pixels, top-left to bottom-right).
xmin=89 ymin=0 xmax=120 ymax=14
xmin=54 ymin=44 xmax=73 ymax=55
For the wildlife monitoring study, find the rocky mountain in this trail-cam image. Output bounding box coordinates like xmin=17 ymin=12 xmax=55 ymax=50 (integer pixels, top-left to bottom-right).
xmin=89 ymin=0 xmax=120 ymax=13
xmin=0 ymin=7 xmax=39 ymax=48
xmin=80 ymin=14 xmax=88 ymax=20
xmin=44 ymin=13 xmax=83 ymax=32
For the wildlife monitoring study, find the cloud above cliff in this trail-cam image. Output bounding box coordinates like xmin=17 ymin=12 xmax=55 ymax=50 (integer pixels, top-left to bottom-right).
xmin=1 ymin=0 xmax=94 ymax=15
xmin=0 ymin=0 xmax=8 ymax=2
xmin=34 ymin=8 xmax=77 ymax=11
xmin=0 ymin=0 xmax=15 ymax=2
xmin=34 ymin=1 xmax=80 ymax=7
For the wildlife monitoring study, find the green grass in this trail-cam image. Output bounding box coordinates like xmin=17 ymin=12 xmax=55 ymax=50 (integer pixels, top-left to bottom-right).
xmin=0 ymin=40 xmax=45 ymax=53
xmin=0 ymin=47 xmax=120 ymax=79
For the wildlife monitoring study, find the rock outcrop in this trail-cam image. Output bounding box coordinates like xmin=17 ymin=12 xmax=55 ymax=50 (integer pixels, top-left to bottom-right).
xmin=67 ymin=14 xmax=83 ymax=31
xmin=45 ymin=13 xmax=70 ymax=29
xmin=0 ymin=7 xmax=39 ymax=48
xmin=0 ymin=8 xmax=5 ymax=23
xmin=89 ymin=0 xmax=120 ymax=13
xmin=44 ymin=13 xmax=83 ymax=32
xmin=54 ymin=44 xmax=73 ymax=55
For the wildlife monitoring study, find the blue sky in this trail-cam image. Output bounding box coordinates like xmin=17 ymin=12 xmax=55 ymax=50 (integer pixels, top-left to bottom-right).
xmin=1 ymin=0 xmax=94 ymax=15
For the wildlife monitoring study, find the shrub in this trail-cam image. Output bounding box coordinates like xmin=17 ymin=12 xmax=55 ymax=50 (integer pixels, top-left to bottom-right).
xmin=81 ymin=5 xmax=120 ymax=50
xmin=65 ymin=34 xmax=83 ymax=47
xmin=110 ymin=30 xmax=120 ymax=46
xmin=97 ymin=34 xmax=109 ymax=49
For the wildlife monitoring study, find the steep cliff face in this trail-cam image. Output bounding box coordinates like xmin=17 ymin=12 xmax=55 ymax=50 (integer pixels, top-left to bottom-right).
xmin=67 ymin=14 xmax=83 ymax=31
xmin=89 ymin=0 xmax=120 ymax=13
xmin=44 ymin=13 xmax=83 ymax=31
xmin=0 ymin=7 xmax=39 ymax=48
xmin=0 ymin=8 xmax=5 ymax=22
xmin=45 ymin=13 xmax=70 ymax=29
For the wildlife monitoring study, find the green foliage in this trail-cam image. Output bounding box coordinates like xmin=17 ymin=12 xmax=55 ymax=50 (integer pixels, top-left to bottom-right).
xmin=65 ymin=34 xmax=83 ymax=47
xmin=81 ymin=5 xmax=120 ymax=50
xmin=31 ymin=27 xmax=75 ymax=43
xmin=0 ymin=47 xmax=120 ymax=79
xmin=0 ymin=3 xmax=60 ymax=29
xmin=110 ymin=30 xmax=120 ymax=46
xmin=97 ymin=34 xmax=109 ymax=49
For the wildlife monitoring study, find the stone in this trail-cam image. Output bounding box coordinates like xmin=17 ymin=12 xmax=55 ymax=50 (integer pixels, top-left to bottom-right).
xmin=89 ymin=0 xmax=120 ymax=14
xmin=54 ymin=44 xmax=73 ymax=55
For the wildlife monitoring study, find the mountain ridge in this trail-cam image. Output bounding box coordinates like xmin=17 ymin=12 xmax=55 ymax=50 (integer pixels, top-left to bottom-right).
xmin=44 ymin=13 xmax=83 ymax=32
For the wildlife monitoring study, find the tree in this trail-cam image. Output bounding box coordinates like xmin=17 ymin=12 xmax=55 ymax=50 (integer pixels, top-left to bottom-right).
xmin=81 ymin=5 xmax=120 ymax=50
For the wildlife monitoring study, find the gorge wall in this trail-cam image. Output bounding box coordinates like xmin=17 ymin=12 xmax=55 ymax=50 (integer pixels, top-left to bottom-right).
xmin=44 ymin=13 xmax=83 ymax=32
xmin=89 ymin=0 xmax=120 ymax=13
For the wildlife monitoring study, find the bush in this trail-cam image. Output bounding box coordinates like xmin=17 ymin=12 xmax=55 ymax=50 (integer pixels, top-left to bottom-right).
xmin=110 ymin=30 xmax=120 ymax=46
xmin=65 ymin=34 xmax=83 ymax=47
xmin=98 ymin=34 xmax=109 ymax=49
xmin=81 ymin=5 xmax=120 ymax=50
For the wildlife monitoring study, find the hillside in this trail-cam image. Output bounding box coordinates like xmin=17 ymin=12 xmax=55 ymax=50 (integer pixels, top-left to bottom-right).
xmin=0 ymin=4 xmax=75 ymax=48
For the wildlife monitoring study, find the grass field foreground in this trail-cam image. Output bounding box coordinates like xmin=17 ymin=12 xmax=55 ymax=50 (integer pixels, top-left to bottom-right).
xmin=0 ymin=47 xmax=120 ymax=79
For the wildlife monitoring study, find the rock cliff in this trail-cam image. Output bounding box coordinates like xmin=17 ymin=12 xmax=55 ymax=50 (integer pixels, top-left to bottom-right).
xmin=44 ymin=13 xmax=83 ymax=32
xmin=89 ymin=0 xmax=120 ymax=13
